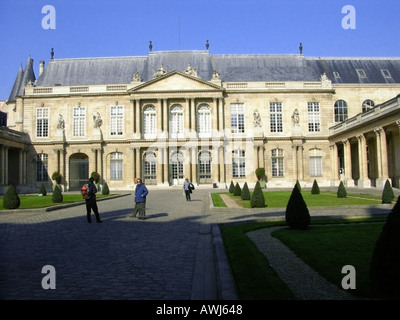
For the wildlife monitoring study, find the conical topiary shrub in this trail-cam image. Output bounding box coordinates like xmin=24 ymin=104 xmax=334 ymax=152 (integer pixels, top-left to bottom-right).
xmin=233 ymin=182 xmax=242 ymax=197
xmin=52 ymin=184 xmax=63 ymax=203
xmin=337 ymin=181 xmax=347 ymax=198
xmin=39 ymin=184 xmax=47 ymax=196
xmin=295 ymin=180 xmax=302 ymax=193
xmin=369 ymin=196 xmax=400 ymax=298
xmin=285 ymin=183 xmax=310 ymax=230
xmin=102 ymin=181 xmax=110 ymax=195
xmin=241 ymin=182 xmax=250 ymax=200
xmin=382 ymin=179 xmax=395 ymax=204
xmin=311 ymin=179 xmax=320 ymax=195
xmin=229 ymin=180 xmax=235 ymax=193
xmin=3 ymin=184 xmax=21 ymax=209
xmin=250 ymin=181 xmax=266 ymax=208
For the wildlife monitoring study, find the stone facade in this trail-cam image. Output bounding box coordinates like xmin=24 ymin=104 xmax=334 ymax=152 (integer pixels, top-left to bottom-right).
xmin=1 ymin=51 xmax=400 ymax=193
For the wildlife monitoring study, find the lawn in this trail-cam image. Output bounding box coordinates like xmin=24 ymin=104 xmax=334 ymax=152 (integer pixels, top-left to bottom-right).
xmin=219 ymin=216 xmax=389 ymax=300
xmin=213 ymin=191 xmax=385 ymax=208
xmin=0 ymin=193 xmax=116 ymax=210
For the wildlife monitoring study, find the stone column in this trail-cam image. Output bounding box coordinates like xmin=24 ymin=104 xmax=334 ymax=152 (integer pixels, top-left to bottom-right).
xmin=22 ymin=149 xmax=28 ymax=184
xmin=64 ymin=149 xmax=70 ymax=191
xmin=163 ymin=99 xmax=168 ymax=134
xmin=254 ymin=145 xmax=260 ymax=170
xmin=218 ymin=98 xmax=224 ymax=133
xmin=342 ymin=139 xmax=354 ymax=187
xmin=156 ymin=148 xmax=163 ymax=185
xmin=329 ymin=143 xmax=339 ymax=185
xmin=292 ymin=145 xmax=298 ymax=182
xmin=135 ymin=99 xmax=141 ymax=139
xmin=135 ymin=147 xmax=141 ymax=179
xmin=212 ymin=98 xmax=218 ymax=134
xmin=374 ymin=127 xmax=390 ymax=188
xmin=212 ymin=146 xmax=219 ymax=184
xmin=298 ymin=145 xmax=304 ymax=182
xmin=130 ymin=146 xmax=136 ymax=179
xmin=191 ymin=98 xmax=196 ymax=131
xmin=157 ymin=99 xmax=162 ymax=134
xmin=163 ymin=147 xmax=169 ymax=185
xmin=219 ymin=143 xmax=226 ymax=186
xmin=191 ymin=147 xmax=197 ymax=183
xmin=18 ymin=149 xmax=24 ymax=185
xmin=356 ymin=134 xmax=371 ymax=188
xmin=185 ymin=98 xmax=191 ymax=132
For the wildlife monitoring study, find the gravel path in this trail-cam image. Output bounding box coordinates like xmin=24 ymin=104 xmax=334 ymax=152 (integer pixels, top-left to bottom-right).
xmin=246 ymin=227 xmax=356 ymax=300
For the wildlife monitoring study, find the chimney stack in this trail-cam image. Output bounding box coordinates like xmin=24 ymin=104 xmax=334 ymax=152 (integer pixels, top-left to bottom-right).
xmin=39 ymin=60 xmax=45 ymax=76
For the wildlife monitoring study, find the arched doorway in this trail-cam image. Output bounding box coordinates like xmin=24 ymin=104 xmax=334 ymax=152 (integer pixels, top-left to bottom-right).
xmin=69 ymin=153 xmax=89 ymax=190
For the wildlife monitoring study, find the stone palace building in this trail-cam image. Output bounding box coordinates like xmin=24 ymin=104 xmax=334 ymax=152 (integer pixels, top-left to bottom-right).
xmin=1 ymin=43 xmax=399 ymax=193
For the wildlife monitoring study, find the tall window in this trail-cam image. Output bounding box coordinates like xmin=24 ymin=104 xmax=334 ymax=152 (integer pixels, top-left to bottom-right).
xmin=308 ymin=102 xmax=320 ymax=132
xmin=362 ymin=99 xmax=375 ymax=113
xmin=36 ymin=108 xmax=49 ymax=137
xmin=334 ymin=100 xmax=348 ymax=122
xmin=270 ymin=102 xmax=283 ymax=132
xmin=199 ymin=151 xmax=212 ymax=179
xmin=171 ymin=151 xmax=184 ymax=180
xmin=144 ymin=152 xmax=157 ymax=180
xmin=271 ymin=148 xmax=284 ymax=177
xmin=230 ymin=103 xmax=245 ymax=133
xmin=73 ymin=106 xmax=86 ymax=136
xmin=232 ymin=149 xmax=246 ymax=177
xmin=36 ymin=153 xmax=48 ymax=181
xmin=110 ymin=105 xmax=124 ymax=135
xmin=170 ymin=105 xmax=184 ymax=138
xmin=309 ymin=148 xmax=323 ymax=176
xmin=110 ymin=152 xmax=123 ymax=180
xmin=144 ymin=105 xmax=157 ymax=139
xmin=198 ymin=104 xmax=211 ymax=138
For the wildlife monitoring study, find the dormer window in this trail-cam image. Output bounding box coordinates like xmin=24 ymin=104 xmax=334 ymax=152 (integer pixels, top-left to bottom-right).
xmin=356 ymin=69 xmax=367 ymax=78
xmin=333 ymin=72 xmax=341 ymax=78
xmin=381 ymin=69 xmax=392 ymax=78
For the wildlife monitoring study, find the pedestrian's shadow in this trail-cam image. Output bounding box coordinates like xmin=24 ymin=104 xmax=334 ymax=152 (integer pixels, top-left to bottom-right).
xmin=146 ymin=213 xmax=168 ymax=219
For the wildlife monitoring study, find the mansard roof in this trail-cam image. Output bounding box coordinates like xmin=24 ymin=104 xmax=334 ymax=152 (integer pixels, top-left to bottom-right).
xmin=29 ymin=51 xmax=400 ymax=89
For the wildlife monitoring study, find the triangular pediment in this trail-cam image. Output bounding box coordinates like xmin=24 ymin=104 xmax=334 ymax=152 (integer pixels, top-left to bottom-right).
xmin=129 ymin=71 xmax=222 ymax=93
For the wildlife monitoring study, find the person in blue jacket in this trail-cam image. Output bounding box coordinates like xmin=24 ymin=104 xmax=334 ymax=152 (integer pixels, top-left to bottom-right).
xmin=130 ymin=178 xmax=149 ymax=219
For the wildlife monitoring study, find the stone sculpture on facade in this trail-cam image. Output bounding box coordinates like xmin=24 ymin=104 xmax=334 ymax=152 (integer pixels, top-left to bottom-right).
xmin=212 ymin=70 xmax=220 ymax=80
xmin=253 ymin=109 xmax=262 ymax=127
xmin=57 ymin=114 xmax=65 ymax=130
xmin=153 ymin=65 xmax=166 ymax=78
xmin=292 ymin=109 xmax=300 ymax=126
xmin=184 ymin=63 xmax=198 ymax=77
xmin=132 ymin=72 xmax=141 ymax=82
xmin=93 ymin=112 xmax=103 ymax=128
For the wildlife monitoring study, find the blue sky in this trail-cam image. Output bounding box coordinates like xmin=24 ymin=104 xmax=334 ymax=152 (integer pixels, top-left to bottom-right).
xmin=0 ymin=0 xmax=399 ymax=100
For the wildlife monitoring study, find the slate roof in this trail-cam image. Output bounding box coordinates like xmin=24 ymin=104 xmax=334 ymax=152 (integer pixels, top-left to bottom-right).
xmin=12 ymin=51 xmax=400 ymax=95
xmin=8 ymin=58 xmax=36 ymax=102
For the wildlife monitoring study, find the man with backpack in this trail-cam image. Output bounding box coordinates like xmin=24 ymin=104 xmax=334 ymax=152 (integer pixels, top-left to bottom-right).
xmin=84 ymin=177 xmax=102 ymax=223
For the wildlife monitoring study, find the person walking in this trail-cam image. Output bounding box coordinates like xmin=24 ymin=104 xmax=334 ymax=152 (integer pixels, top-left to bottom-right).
xmin=183 ymin=178 xmax=194 ymax=201
xmin=131 ymin=178 xmax=149 ymax=219
xmin=85 ymin=177 xmax=102 ymax=223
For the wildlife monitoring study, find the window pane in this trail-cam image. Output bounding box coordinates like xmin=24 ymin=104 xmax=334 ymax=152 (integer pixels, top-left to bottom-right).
xmin=73 ymin=107 xmax=86 ymax=136
xmin=308 ymin=102 xmax=320 ymax=132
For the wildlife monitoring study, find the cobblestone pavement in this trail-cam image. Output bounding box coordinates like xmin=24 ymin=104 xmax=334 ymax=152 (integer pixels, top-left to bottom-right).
xmin=0 ymin=189 xmax=221 ymax=300
xmin=0 ymin=187 xmax=396 ymax=301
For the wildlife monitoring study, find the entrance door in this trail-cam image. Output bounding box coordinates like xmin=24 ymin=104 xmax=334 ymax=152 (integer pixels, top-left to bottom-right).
xmin=69 ymin=153 xmax=89 ymax=190
xmin=170 ymin=151 xmax=184 ymax=185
